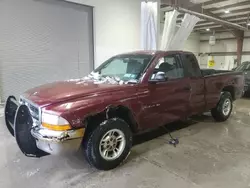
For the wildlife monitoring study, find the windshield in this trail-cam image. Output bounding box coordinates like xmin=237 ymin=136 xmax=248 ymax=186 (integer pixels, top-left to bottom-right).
xmin=235 ymin=62 xmax=250 ymax=71
xmin=94 ymin=54 xmax=153 ymax=82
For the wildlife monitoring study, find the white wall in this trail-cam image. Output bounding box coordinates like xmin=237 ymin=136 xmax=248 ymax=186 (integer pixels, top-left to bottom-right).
xmin=66 ymin=0 xmax=143 ymax=68
xmin=242 ymin=31 xmax=250 ymax=63
xmin=183 ymin=33 xmax=200 ymax=57
xmin=200 ymin=31 xmax=250 ymax=70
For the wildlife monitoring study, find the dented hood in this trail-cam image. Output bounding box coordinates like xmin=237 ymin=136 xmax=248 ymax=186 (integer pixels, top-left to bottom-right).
xmin=23 ymin=80 xmax=124 ymax=107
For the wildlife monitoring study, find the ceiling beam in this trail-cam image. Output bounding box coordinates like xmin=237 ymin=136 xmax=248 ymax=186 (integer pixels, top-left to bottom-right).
xmin=200 ymin=36 xmax=250 ymax=42
xmin=161 ymin=0 xmax=199 ymax=9
xmin=199 ymin=28 xmax=234 ymax=34
xmin=177 ymin=14 xmax=250 ymax=24
xmin=206 ymin=1 xmax=250 ymax=12
xmin=202 ymin=0 xmax=229 ymax=6
xmin=192 ymin=14 xmax=250 ymax=25
xmin=195 ymin=20 xmax=248 ymax=29
xmin=195 ymin=24 xmax=247 ymax=31
xmin=195 ymin=21 xmax=215 ymax=27
xmin=213 ymin=13 xmax=250 ymax=20
xmin=194 ymin=25 xmax=224 ymax=31
xmin=194 ymin=17 xmax=249 ymax=27
xmin=194 ymin=23 xmax=248 ymax=31
xmin=189 ymin=14 xmax=248 ymax=24
xmin=178 ymin=7 xmax=248 ymax=31
xmin=217 ymin=8 xmax=250 ymax=17
xmin=161 ymin=0 xmax=249 ymax=32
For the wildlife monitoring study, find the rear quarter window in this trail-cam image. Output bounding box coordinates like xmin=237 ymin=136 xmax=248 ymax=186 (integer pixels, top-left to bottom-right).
xmin=183 ymin=53 xmax=202 ymax=77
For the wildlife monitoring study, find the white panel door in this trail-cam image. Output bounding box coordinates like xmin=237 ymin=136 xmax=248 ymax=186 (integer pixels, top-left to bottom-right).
xmin=0 ymin=0 xmax=94 ymax=100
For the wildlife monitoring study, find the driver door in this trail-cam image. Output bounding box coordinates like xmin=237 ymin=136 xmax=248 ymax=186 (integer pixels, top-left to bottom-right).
xmin=138 ymin=54 xmax=191 ymax=130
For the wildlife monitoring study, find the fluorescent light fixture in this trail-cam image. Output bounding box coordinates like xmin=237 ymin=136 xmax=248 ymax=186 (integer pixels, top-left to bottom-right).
xmin=206 ymin=28 xmax=210 ymax=31
xmin=224 ymin=10 xmax=230 ymax=14
xmin=247 ymin=22 xmax=250 ymax=26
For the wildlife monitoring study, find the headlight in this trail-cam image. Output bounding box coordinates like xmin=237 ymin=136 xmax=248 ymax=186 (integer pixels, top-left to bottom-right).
xmin=42 ymin=112 xmax=71 ymax=131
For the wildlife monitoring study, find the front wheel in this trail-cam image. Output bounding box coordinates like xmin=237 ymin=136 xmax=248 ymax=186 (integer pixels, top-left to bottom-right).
xmin=83 ymin=118 xmax=132 ymax=170
xmin=211 ymin=91 xmax=233 ymax=122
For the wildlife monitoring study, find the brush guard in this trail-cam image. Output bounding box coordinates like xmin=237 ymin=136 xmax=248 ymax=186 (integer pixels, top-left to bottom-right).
xmin=4 ymin=96 xmax=49 ymax=158
xmin=5 ymin=96 xmax=17 ymax=137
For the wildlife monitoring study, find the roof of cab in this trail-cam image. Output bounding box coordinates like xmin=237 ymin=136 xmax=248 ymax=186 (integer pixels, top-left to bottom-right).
xmin=118 ymin=50 xmax=192 ymax=56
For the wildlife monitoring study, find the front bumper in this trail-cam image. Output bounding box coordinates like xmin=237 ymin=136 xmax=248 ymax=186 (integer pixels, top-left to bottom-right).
xmin=31 ymin=127 xmax=85 ymax=155
xmin=4 ymin=96 xmax=85 ymax=157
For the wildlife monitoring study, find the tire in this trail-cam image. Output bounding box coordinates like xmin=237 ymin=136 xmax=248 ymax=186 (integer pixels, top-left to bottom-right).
xmin=211 ymin=91 xmax=233 ymax=122
xmin=83 ymin=118 xmax=132 ymax=170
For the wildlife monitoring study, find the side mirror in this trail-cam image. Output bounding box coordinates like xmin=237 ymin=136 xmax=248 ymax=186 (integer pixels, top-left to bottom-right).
xmin=149 ymin=72 xmax=167 ymax=83
xmin=155 ymin=72 xmax=166 ymax=80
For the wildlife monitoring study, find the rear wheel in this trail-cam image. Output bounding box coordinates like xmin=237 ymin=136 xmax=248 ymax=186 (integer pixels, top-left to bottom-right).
xmin=83 ymin=118 xmax=132 ymax=170
xmin=211 ymin=92 xmax=233 ymax=122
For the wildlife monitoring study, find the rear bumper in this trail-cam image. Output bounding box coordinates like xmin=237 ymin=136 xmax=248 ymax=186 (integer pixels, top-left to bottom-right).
xmin=31 ymin=127 xmax=84 ymax=155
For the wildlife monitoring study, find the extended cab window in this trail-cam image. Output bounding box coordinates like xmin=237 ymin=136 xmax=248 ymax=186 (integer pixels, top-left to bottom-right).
xmin=151 ymin=55 xmax=184 ymax=80
xmin=184 ymin=54 xmax=202 ymax=77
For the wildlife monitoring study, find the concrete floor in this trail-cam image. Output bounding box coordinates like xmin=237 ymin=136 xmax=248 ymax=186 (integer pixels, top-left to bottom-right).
xmin=1 ymin=99 xmax=250 ymax=188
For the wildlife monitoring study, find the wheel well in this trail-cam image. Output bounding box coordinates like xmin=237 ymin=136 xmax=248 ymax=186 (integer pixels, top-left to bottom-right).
xmin=84 ymin=105 xmax=139 ymax=135
xmin=222 ymin=86 xmax=235 ymax=100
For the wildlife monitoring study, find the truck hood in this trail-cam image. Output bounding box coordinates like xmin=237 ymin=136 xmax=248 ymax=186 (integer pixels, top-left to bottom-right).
xmin=23 ymin=80 xmax=126 ymax=106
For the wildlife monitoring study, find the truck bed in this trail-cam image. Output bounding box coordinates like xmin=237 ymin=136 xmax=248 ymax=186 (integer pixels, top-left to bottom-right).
xmin=201 ymin=69 xmax=233 ymax=76
xmin=202 ymin=69 xmax=244 ymax=110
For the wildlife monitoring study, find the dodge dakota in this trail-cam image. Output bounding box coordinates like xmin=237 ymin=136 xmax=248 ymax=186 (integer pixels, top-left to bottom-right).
xmin=5 ymin=51 xmax=244 ymax=170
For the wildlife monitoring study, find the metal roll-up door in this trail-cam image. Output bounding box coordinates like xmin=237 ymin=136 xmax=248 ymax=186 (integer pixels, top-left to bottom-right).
xmin=0 ymin=0 xmax=94 ymax=101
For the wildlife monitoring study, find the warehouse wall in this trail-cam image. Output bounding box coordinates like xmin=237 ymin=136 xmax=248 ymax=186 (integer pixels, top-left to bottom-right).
xmin=242 ymin=32 xmax=250 ymax=63
xmin=0 ymin=0 xmax=144 ymax=102
xmin=200 ymin=31 xmax=250 ymax=70
xmin=66 ymin=0 xmax=144 ymax=68
xmin=183 ymin=33 xmax=200 ymax=57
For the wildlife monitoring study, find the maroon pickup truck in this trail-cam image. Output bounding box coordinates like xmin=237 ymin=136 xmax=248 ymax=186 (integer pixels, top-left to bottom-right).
xmin=5 ymin=51 xmax=244 ymax=170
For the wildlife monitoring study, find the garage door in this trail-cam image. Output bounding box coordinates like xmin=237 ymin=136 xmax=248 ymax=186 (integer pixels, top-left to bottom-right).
xmin=0 ymin=0 xmax=94 ymax=101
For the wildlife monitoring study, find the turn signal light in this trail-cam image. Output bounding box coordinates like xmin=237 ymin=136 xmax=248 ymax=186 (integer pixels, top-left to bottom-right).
xmin=42 ymin=123 xmax=71 ymax=131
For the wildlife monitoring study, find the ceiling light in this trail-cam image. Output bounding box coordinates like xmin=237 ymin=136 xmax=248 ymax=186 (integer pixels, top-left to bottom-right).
xmin=224 ymin=10 xmax=230 ymax=14
xmin=247 ymin=22 xmax=250 ymax=26
xmin=206 ymin=28 xmax=210 ymax=31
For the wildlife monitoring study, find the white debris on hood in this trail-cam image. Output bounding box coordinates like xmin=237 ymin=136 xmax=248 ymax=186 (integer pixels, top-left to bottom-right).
xmin=67 ymin=71 xmax=134 ymax=85
xmin=67 ymin=78 xmax=81 ymax=82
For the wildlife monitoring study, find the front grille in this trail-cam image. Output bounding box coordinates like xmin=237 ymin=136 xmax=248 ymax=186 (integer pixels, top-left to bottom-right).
xmin=19 ymin=97 xmax=40 ymax=121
